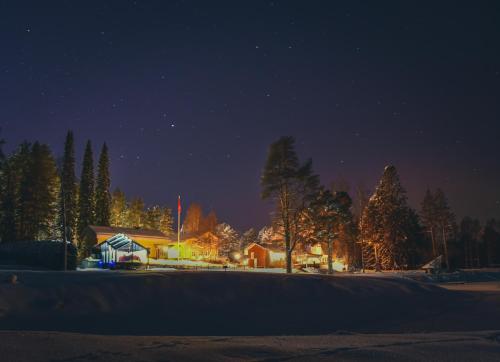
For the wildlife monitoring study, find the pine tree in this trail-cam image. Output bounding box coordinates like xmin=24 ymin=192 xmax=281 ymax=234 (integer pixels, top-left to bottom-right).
xmin=110 ymin=188 xmax=128 ymax=227
xmin=60 ymin=131 xmax=78 ymax=242
xmin=95 ymin=143 xmax=111 ymax=226
xmin=18 ymin=142 xmax=59 ymax=240
xmin=77 ymin=140 xmax=95 ymax=251
xmin=0 ymin=144 xmax=31 ymax=241
xmin=261 ymin=136 xmax=319 ymax=273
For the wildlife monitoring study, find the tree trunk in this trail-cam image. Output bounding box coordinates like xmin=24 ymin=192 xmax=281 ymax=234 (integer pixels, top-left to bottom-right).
xmin=430 ymin=228 xmax=436 ymax=258
xmin=374 ymin=244 xmax=381 ymax=271
xmin=360 ymin=238 xmax=365 ymax=273
xmin=442 ymin=226 xmax=450 ymax=270
xmin=285 ymin=229 xmax=292 ymax=274
xmin=464 ymin=239 xmax=469 ymax=269
xmin=328 ymin=236 xmax=333 ymax=275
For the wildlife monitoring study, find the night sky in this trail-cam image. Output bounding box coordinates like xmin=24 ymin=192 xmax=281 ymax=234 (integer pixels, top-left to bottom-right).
xmin=1 ymin=1 xmax=499 ymax=231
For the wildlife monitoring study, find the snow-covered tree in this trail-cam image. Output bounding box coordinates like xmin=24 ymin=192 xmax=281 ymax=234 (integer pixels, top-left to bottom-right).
xmin=257 ymin=226 xmax=274 ymax=245
xmin=215 ymin=223 xmax=240 ymax=257
xmin=239 ymin=228 xmax=257 ymax=251
xmin=305 ymin=188 xmax=353 ymax=274
xmin=360 ymin=165 xmax=415 ymax=270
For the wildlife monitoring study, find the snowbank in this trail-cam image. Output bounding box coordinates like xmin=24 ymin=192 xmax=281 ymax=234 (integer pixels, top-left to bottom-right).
xmin=0 ymin=271 xmax=498 ymax=335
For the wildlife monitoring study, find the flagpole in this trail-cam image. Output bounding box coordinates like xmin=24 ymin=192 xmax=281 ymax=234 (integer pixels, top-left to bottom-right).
xmin=177 ymin=195 xmax=181 ymax=263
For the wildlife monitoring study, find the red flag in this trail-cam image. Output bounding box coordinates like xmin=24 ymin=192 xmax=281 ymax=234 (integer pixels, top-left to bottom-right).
xmin=177 ymin=195 xmax=181 ymax=214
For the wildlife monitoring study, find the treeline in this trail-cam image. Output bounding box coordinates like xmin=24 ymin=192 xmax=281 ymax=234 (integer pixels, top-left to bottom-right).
xmin=261 ymin=136 xmax=500 ymax=273
xmin=0 ymin=131 xmax=177 ymax=258
xmin=109 ymin=188 xmax=173 ymax=235
xmin=0 ymin=132 xmax=111 ymax=253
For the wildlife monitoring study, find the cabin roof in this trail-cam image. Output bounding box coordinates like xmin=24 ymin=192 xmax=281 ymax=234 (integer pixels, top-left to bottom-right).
xmin=88 ymin=225 xmax=168 ymax=239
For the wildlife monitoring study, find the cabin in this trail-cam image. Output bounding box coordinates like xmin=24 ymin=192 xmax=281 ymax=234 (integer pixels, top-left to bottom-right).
xmin=84 ymin=225 xmax=173 ymax=261
xmin=244 ymin=243 xmax=286 ymax=268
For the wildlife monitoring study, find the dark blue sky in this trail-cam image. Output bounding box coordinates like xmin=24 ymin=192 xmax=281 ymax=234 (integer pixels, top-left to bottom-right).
xmin=1 ymin=1 xmax=499 ymax=230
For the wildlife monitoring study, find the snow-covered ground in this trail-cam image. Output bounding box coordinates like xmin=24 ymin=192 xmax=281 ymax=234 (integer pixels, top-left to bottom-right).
xmin=1 ymin=271 xmax=499 ymax=361
xmin=1 ymin=330 xmax=499 ymax=362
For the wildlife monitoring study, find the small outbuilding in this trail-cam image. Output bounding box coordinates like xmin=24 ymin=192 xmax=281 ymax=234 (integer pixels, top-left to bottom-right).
xmin=244 ymin=243 xmax=286 ymax=268
xmin=421 ymin=255 xmax=443 ymax=274
xmin=99 ymin=233 xmax=148 ymax=264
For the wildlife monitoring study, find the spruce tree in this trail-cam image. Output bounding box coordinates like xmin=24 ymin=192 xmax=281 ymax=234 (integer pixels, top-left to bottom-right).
xmin=61 ymin=131 xmax=78 ymax=242
xmin=95 ymin=143 xmax=111 ymax=226
xmin=77 ymin=140 xmax=95 ymax=249
xmin=18 ymin=142 xmax=59 ymax=240
xmin=360 ymin=165 xmax=414 ymax=270
xmin=1 ymin=143 xmax=32 ymax=241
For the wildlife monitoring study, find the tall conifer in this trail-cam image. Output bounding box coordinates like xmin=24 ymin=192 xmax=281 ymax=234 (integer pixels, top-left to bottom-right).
xmin=61 ymin=131 xmax=77 ymax=242
xmin=360 ymin=165 xmax=413 ymax=270
xmin=95 ymin=143 xmax=111 ymax=226
xmin=77 ymin=140 xmax=95 ymax=247
xmin=18 ymin=143 xmax=59 ymax=240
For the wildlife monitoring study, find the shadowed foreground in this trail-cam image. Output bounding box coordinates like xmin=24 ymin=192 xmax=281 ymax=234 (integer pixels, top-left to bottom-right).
xmin=1 ymin=271 xmax=500 ymax=361
xmin=1 ymin=330 xmax=500 ymax=362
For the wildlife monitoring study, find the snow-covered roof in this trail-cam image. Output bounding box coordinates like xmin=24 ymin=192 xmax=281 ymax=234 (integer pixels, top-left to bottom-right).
xmin=422 ymin=255 xmax=442 ymax=270
xmin=100 ymin=233 xmax=147 ymax=252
